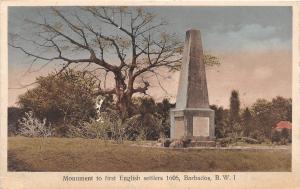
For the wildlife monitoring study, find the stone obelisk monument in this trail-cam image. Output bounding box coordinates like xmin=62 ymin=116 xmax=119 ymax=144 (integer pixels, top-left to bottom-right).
xmin=170 ymin=29 xmax=215 ymax=141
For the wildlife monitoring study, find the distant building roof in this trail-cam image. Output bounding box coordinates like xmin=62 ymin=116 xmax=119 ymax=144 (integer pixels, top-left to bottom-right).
xmin=274 ymin=121 xmax=292 ymax=129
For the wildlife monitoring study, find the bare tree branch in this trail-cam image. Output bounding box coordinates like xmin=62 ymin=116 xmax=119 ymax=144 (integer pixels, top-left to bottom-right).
xmin=9 ymin=7 xmax=219 ymax=118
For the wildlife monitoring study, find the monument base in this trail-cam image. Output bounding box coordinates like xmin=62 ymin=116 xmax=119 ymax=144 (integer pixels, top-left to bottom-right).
xmin=189 ymin=140 xmax=216 ymax=147
xmin=170 ymin=108 xmax=215 ymax=140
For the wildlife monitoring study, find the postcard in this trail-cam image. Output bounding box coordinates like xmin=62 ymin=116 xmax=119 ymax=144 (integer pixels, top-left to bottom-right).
xmin=1 ymin=1 xmax=300 ymax=189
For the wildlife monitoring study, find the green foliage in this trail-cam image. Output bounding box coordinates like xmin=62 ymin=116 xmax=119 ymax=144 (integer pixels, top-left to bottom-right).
xmin=88 ymin=112 xmax=122 ymax=140
xmin=125 ymin=97 xmax=161 ymax=140
xmin=241 ymin=108 xmax=253 ymax=137
xmin=250 ymin=97 xmax=292 ymax=140
xmin=8 ymin=107 xmax=25 ymax=136
xmin=271 ymin=128 xmax=290 ymax=145
xmin=72 ymin=97 xmax=174 ymax=142
xmin=271 ymin=97 xmax=292 ymax=122
xmin=156 ymin=98 xmax=175 ymax=138
xmin=227 ymin=90 xmax=242 ymax=138
xmin=210 ymin=105 xmax=229 ymax=138
xmin=18 ymin=69 xmax=98 ymax=135
xmin=15 ymin=74 xmax=291 ymax=142
xmin=68 ymin=108 xmax=126 ymax=143
xmin=281 ymin=128 xmax=289 ymax=140
xmin=272 ymin=131 xmax=281 ymax=143
xmin=213 ymin=90 xmax=292 ymax=143
xmin=250 ymin=99 xmax=273 ymax=139
xmin=239 ymin=97 xmax=290 ymax=141
xmin=113 ymin=97 xmax=175 ymax=141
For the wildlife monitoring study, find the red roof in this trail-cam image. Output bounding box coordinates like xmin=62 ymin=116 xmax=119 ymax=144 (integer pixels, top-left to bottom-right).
xmin=275 ymin=121 xmax=292 ymax=129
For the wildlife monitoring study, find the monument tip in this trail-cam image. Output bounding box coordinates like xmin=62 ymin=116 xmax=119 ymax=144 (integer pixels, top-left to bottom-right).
xmin=187 ymin=28 xmax=201 ymax=33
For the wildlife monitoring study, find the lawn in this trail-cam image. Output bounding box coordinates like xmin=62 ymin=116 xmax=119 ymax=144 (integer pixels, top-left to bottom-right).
xmin=8 ymin=137 xmax=291 ymax=172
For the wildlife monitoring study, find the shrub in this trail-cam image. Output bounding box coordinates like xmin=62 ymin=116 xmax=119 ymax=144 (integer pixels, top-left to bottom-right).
xmin=156 ymin=99 xmax=175 ymax=138
xmin=217 ymin=138 xmax=232 ymax=147
xmin=125 ymin=114 xmax=161 ymax=140
xmin=125 ymin=97 xmax=162 ymax=140
xmin=280 ymin=138 xmax=288 ymax=145
xmin=17 ymin=69 xmax=98 ymax=134
xmin=84 ymin=112 xmax=119 ymax=140
xmin=240 ymin=137 xmax=259 ymax=144
xmin=68 ymin=109 xmax=126 ymax=143
xmin=158 ymin=138 xmax=172 ymax=147
xmin=18 ymin=111 xmax=52 ymax=137
xmin=272 ymin=131 xmax=281 ymax=143
xmin=281 ymin=128 xmax=289 ymax=140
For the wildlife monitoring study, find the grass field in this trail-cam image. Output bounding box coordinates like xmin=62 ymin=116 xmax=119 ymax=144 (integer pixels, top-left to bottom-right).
xmin=8 ymin=137 xmax=291 ymax=172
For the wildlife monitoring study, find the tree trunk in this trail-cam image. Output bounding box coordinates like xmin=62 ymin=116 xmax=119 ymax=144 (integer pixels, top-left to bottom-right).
xmin=114 ymin=70 xmax=137 ymax=121
xmin=117 ymin=93 xmax=134 ymax=121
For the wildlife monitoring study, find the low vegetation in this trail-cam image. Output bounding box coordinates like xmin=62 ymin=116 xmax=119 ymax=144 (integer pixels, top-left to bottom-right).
xmin=8 ymin=137 xmax=291 ymax=172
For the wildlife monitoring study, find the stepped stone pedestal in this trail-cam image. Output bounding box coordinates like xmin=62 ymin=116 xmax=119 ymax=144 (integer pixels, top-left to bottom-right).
xmin=170 ymin=29 xmax=215 ymax=141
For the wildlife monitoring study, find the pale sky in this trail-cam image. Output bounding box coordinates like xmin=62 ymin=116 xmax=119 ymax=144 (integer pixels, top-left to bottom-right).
xmin=8 ymin=6 xmax=292 ymax=108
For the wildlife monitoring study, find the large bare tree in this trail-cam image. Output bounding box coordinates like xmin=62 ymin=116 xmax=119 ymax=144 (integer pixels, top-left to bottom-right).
xmin=9 ymin=7 xmax=218 ymax=119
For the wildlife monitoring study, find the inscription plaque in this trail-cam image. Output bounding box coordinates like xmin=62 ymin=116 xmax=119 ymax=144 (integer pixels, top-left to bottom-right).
xmin=174 ymin=117 xmax=185 ymax=139
xmin=193 ymin=117 xmax=209 ymax=137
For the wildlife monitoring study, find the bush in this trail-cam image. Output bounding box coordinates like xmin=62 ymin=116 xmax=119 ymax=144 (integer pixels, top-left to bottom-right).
xmin=67 ymin=109 xmax=126 ymax=143
xmin=17 ymin=69 xmax=98 ymax=135
xmin=272 ymin=131 xmax=281 ymax=144
xmin=125 ymin=97 xmax=162 ymax=140
xmin=125 ymin=113 xmax=161 ymax=140
xmin=158 ymin=138 xmax=172 ymax=147
xmin=18 ymin=111 xmax=52 ymax=137
xmin=281 ymin=128 xmax=289 ymax=140
xmin=82 ymin=118 xmax=112 ymax=140
xmin=240 ymin=137 xmax=259 ymax=144
xmin=156 ymin=99 xmax=174 ymax=138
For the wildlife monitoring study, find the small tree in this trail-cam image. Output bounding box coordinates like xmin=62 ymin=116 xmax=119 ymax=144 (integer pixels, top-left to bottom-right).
xmin=271 ymin=96 xmax=292 ymax=122
xmin=228 ymin=90 xmax=241 ymax=137
xmin=251 ymin=99 xmax=274 ymax=139
xmin=210 ymin=105 xmax=229 ymax=138
xmin=229 ymin=90 xmax=240 ymax=123
xmin=250 ymin=97 xmax=292 ymax=140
